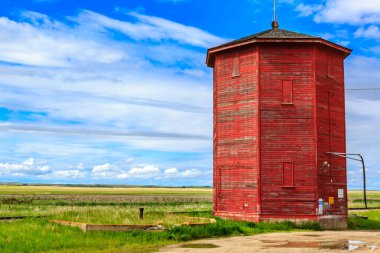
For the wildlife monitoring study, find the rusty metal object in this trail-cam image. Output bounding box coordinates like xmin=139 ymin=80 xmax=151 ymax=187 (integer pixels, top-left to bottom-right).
xmin=271 ymin=21 xmax=279 ymax=29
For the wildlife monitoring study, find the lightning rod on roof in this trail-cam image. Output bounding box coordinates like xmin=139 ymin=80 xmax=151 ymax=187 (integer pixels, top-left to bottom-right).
xmin=272 ymin=0 xmax=279 ymax=29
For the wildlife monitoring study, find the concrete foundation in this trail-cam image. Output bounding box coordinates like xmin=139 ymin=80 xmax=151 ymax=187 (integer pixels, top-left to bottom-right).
xmin=319 ymin=215 xmax=348 ymax=230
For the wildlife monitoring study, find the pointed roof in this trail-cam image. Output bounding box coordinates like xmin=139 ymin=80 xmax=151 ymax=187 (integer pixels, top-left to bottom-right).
xmin=206 ymin=28 xmax=351 ymax=67
xmin=218 ymin=28 xmax=317 ymax=48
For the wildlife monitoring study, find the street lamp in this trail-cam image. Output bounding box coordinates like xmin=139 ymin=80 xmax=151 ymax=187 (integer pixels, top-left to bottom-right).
xmin=326 ymin=152 xmax=367 ymax=209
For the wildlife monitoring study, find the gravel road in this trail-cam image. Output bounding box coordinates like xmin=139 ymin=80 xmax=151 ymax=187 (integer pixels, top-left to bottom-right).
xmin=159 ymin=231 xmax=380 ymax=253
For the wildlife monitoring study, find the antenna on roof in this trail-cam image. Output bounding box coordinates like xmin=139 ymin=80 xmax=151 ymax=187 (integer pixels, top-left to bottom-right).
xmin=272 ymin=0 xmax=279 ymax=29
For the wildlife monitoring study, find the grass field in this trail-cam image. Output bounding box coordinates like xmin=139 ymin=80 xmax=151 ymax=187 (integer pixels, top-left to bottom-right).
xmin=0 ymin=186 xmax=379 ymax=253
xmin=0 ymin=185 xmax=212 ymax=196
xmin=348 ymin=190 xmax=380 ymax=208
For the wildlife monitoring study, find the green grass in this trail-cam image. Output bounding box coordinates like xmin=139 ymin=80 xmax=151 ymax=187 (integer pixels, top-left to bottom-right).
xmin=348 ymin=191 xmax=380 ymax=209
xmin=348 ymin=190 xmax=380 ymax=199
xmin=0 ymin=217 xmax=321 ymax=253
xmin=348 ymin=210 xmax=380 ymax=230
xmin=0 ymin=186 xmax=379 ymax=253
xmin=0 ymin=218 xmax=171 ymax=253
xmin=2 ymin=187 xmax=379 ymax=209
xmin=0 ymin=186 xmax=320 ymax=253
xmin=0 ymin=202 xmax=212 ymax=221
xmin=53 ymin=206 xmax=209 ymax=225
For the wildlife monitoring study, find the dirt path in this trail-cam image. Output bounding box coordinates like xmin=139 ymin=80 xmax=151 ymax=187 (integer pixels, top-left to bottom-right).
xmin=159 ymin=231 xmax=380 ymax=253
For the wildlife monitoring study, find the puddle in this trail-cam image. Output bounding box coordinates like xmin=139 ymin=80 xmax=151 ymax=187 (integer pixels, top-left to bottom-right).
xmin=261 ymin=240 xmax=284 ymax=244
xmin=283 ymin=241 xmax=348 ymax=250
xmin=369 ymin=245 xmax=377 ymax=251
xmin=320 ymin=240 xmax=349 ymax=250
xmin=302 ymin=234 xmax=321 ymax=237
xmin=348 ymin=240 xmax=363 ymax=251
xmin=117 ymin=247 xmax=159 ymax=253
xmin=181 ymin=243 xmax=219 ymax=249
xmin=349 ymin=240 xmax=363 ymax=244
xmin=262 ymin=239 xmax=370 ymax=251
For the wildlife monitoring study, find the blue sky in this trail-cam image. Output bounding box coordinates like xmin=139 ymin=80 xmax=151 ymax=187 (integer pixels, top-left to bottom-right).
xmin=0 ymin=0 xmax=379 ymax=189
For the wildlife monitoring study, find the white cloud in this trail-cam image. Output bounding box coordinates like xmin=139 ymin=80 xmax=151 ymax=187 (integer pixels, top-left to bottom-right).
xmin=0 ymin=122 xmax=208 ymax=140
xmin=89 ymin=163 xmax=205 ymax=181
xmin=0 ymin=157 xmax=86 ymax=179
xmin=20 ymin=11 xmax=60 ymax=28
xmin=116 ymin=173 xmax=129 ymax=179
xmin=293 ymin=0 xmax=380 ymax=25
xmin=91 ymin=163 xmax=161 ymax=180
xmin=354 ymin=25 xmax=380 ymax=40
xmin=0 ymin=158 xmax=50 ymax=177
xmin=92 ymin=163 xmax=130 ymax=179
xmin=0 ymin=15 xmax=123 ymax=67
xmin=128 ymin=165 xmax=161 ymax=179
xmin=92 ymin=163 xmax=113 ymax=173
xmin=0 ymin=10 xmax=217 ymax=185
xmin=0 ymin=10 xmax=214 ymax=154
xmin=13 ymin=141 xmax=110 ymax=157
xmin=76 ymin=163 xmax=85 ymax=170
xmin=164 ymin=167 xmax=178 ymax=175
xmin=295 ymin=3 xmax=323 ymax=17
xmin=183 ymin=168 xmax=202 ymax=178
xmin=161 ymin=167 xmax=202 ymax=179
xmin=75 ymin=10 xmax=225 ymax=48
xmin=50 ymin=170 xmax=86 ymax=179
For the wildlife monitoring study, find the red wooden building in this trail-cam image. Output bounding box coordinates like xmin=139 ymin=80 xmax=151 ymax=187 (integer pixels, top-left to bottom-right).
xmin=206 ymin=24 xmax=351 ymax=229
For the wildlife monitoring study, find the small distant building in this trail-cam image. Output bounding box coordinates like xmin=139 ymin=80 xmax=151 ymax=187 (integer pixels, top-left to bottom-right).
xmin=206 ymin=22 xmax=351 ymax=229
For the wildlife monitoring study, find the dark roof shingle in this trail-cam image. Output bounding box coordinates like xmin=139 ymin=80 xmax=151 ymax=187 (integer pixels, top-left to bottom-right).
xmin=214 ymin=28 xmax=317 ymax=49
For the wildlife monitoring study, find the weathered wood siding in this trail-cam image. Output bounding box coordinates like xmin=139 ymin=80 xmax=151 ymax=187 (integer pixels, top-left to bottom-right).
xmin=259 ymin=44 xmax=317 ymax=217
xmin=213 ymin=46 xmax=260 ymax=217
xmin=212 ymin=41 xmax=348 ymax=222
xmin=315 ymin=46 xmax=347 ymax=216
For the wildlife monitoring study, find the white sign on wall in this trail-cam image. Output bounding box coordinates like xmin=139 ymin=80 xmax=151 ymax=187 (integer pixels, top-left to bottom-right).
xmin=338 ymin=189 xmax=344 ymax=199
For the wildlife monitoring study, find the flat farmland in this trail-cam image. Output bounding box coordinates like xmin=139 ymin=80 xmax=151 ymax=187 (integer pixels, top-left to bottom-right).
xmin=348 ymin=190 xmax=380 ymax=209
xmin=0 ymin=185 xmax=213 ymax=196
xmin=1 ymin=186 xmax=379 ymax=209
xmin=0 ymin=186 xmax=215 ymax=253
